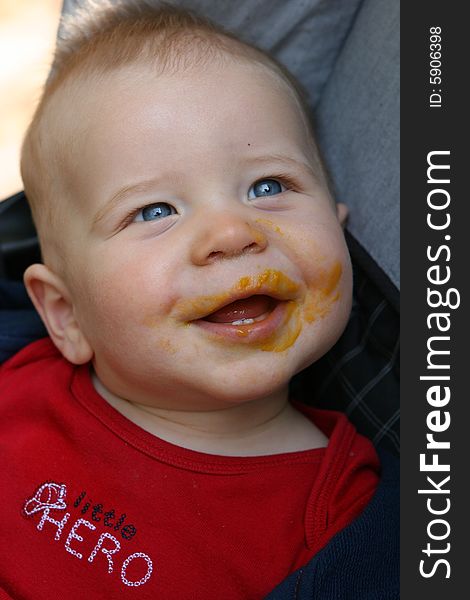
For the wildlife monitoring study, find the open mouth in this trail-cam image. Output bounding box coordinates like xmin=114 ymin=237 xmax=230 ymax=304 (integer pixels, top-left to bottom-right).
xmin=201 ymin=295 xmax=278 ymax=326
xmin=194 ymin=294 xmax=290 ymax=343
xmin=175 ymin=269 xmax=302 ymax=347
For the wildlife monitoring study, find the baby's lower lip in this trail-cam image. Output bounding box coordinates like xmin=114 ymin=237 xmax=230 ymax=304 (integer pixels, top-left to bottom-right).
xmin=192 ymin=300 xmax=288 ymax=343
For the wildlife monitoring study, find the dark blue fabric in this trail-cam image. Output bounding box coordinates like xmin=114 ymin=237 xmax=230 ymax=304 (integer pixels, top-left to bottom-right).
xmin=0 ymin=280 xmax=47 ymax=364
xmin=265 ymin=450 xmax=399 ymax=599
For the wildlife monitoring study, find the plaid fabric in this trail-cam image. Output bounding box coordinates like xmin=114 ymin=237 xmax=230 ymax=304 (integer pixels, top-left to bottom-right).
xmin=290 ymin=232 xmax=400 ymax=456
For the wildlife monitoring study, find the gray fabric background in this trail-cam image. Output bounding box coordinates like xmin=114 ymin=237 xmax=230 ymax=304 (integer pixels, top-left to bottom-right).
xmin=317 ymin=0 xmax=399 ymax=288
xmin=61 ymin=0 xmax=364 ymax=106
xmin=61 ymin=0 xmax=399 ymax=288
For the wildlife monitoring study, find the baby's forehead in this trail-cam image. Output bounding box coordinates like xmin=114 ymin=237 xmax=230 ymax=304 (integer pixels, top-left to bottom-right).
xmin=58 ymin=53 xmax=302 ymax=110
xmin=50 ymin=56 xmax=315 ymax=159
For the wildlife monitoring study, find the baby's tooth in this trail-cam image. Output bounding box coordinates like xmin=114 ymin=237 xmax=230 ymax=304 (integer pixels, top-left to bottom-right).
xmin=231 ymin=318 xmax=255 ymax=326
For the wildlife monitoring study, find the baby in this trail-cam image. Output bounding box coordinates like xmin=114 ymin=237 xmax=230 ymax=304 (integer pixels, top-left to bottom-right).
xmin=0 ymin=2 xmax=397 ymax=599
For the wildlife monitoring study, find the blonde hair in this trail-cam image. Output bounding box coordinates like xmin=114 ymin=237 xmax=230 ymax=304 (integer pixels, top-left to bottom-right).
xmin=21 ymin=0 xmax=327 ymax=265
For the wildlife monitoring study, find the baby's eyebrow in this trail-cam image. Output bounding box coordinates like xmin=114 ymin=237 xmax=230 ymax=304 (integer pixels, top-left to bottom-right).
xmin=92 ymin=176 xmax=166 ymax=227
xmin=244 ymin=153 xmax=319 ymax=180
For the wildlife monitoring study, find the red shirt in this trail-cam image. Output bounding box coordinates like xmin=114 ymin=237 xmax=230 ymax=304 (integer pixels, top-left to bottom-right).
xmin=0 ymin=339 xmax=379 ymax=599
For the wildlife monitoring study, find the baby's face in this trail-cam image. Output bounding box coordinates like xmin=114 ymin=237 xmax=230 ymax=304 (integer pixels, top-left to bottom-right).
xmin=58 ymin=59 xmax=352 ymax=410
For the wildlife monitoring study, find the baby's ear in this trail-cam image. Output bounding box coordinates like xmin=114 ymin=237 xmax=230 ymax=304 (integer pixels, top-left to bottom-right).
xmin=23 ymin=264 xmax=93 ymax=365
xmin=336 ymin=202 xmax=349 ymax=228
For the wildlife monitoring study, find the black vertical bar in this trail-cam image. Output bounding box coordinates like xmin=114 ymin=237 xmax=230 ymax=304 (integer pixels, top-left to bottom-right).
xmin=401 ymin=3 xmax=468 ymax=598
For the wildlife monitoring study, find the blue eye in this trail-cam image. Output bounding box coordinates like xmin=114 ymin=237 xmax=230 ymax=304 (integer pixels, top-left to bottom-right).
xmin=248 ymin=179 xmax=284 ymax=199
xmin=134 ymin=202 xmax=176 ymax=222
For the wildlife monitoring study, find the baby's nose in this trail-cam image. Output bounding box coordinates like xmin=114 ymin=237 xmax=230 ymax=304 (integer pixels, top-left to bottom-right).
xmin=190 ymin=212 xmax=268 ymax=266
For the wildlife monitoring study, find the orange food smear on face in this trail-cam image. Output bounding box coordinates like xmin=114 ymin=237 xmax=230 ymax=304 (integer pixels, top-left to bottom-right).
xmin=236 ymin=270 xmax=299 ymax=298
xmin=303 ymin=261 xmax=342 ymax=323
xmin=175 ymin=269 xmax=301 ymax=320
xmin=323 ymin=261 xmax=342 ymax=296
xmin=156 ymin=337 xmax=177 ymax=354
xmin=237 ymin=276 xmax=251 ymax=290
xmin=151 ymin=264 xmax=342 ymax=354
xmin=177 ymin=292 xmax=232 ymax=321
xmin=255 ymin=218 xmax=283 ymax=235
xmin=172 ymin=269 xmax=302 ymax=351
xmin=235 ymin=328 xmax=249 ymax=337
xmin=249 ymin=226 xmax=269 ymax=245
xmin=251 ymin=300 xmax=302 ymax=352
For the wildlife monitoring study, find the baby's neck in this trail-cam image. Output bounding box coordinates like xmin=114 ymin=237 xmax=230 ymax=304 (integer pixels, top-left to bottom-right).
xmin=91 ymin=373 xmax=328 ymax=456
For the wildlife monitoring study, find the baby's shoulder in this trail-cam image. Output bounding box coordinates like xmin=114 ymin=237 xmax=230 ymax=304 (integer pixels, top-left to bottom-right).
xmin=0 ymin=337 xmax=72 ymax=414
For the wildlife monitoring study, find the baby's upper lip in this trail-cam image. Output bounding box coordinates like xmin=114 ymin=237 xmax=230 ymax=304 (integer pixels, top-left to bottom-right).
xmin=174 ymin=270 xmax=301 ymax=322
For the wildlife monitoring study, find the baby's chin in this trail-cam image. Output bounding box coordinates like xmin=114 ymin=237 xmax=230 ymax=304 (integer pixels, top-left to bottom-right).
xmin=91 ymin=359 xmax=288 ymax=413
xmin=91 ymin=326 xmax=331 ymax=411
xmin=164 ymin=337 xmax=330 ymax=408
xmin=181 ymin=354 xmax=301 ymax=409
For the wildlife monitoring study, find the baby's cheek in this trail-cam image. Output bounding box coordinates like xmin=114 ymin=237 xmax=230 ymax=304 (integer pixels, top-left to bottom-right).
xmin=292 ymin=258 xmax=352 ymax=372
xmin=301 ymin=261 xmax=343 ymax=323
xmin=290 ymin=227 xmax=352 ymax=326
xmin=97 ymin=256 xmax=177 ymax=319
